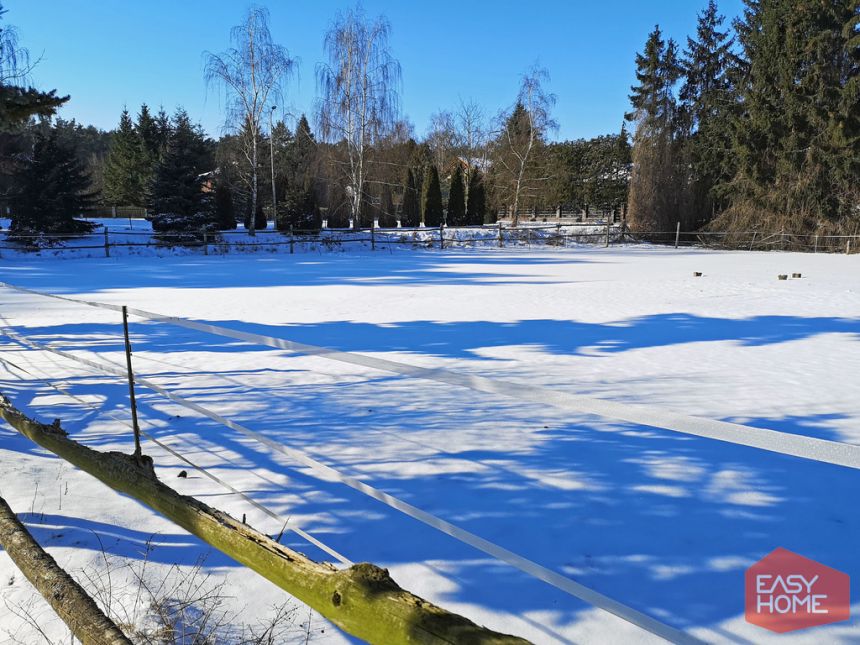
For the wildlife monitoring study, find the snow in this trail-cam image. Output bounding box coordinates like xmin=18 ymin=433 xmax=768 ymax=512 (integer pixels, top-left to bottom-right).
xmin=1 ymin=244 xmax=859 ymax=643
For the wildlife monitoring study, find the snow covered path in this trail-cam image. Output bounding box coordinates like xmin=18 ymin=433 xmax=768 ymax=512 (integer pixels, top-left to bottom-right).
xmin=1 ymin=246 xmax=859 ymax=643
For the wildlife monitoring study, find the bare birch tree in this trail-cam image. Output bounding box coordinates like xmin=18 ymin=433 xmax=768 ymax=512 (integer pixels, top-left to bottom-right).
xmin=316 ymin=6 xmax=401 ymax=229
xmin=204 ymin=7 xmax=295 ymax=235
xmin=490 ymin=65 xmax=556 ymax=227
xmin=455 ymin=98 xmax=488 ymax=201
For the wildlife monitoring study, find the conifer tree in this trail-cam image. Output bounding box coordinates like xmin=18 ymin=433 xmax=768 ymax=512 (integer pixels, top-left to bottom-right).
xmin=465 ymin=166 xmax=487 ymax=225
xmin=103 ymin=109 xmax=147 ymax=205
xmin=626 ymin=26 xmax=687 ymax=231
xmin=0 ymin=4 xmax=68 ymax=131
xmin=421 ymin=164 xmax=443 ymax=226
xmin=148 ymin=108 xmax=213 ymax=231
xmin=400 ymin=167 xmax=420 ymax=226
xmin=718 ymin=0 xmax=860 ymax=232
xmin=136 ymin=104 xmax=160 ymax=160
xmin=213 ymin=177 xmax=236 ymax=230
xmin=680 ymin=0 xmax=737 ymax=224
xmin=447 ymin=163 xmax=466 ymax=225
xmin=11 ymin=129 xmax=97 ymax=235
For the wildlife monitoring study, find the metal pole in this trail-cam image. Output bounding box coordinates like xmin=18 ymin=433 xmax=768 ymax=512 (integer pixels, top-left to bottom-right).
xmin=674 ymin=222 xmax=680 ymax=249
xmin=269 ymin=106 xmax=277 ymax=225
xmin=122 ymin=306 xmax=142 ymax=460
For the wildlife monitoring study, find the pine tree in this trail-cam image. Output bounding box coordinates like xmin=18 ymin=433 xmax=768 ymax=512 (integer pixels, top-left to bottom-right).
xmin=680 ymin=0 xmax=737 ymax=224
xmin=0 ymin=6 xmax=68 ymax=131
xmin=626 ymin=26 xmax=687 ymax=231
xmin=274 ymin=114 xmax=319 ymax=231
xmin=213 ymin=177 xmax=236 ymax=230
xmin=148 ymin=108 xmax=213 ymax=232
xmin=103 ymin=109 xmax=147 ymax=205
xmin=10 ymin=129 xmax=97 ymax=235
xmin=465 ymin=166 xmax=487 ymax=225
xmin=154 ymin=107 xmax=171 ymax=154
xmin=421 ymin=164 xmax=443 ymax=227
xmin=400 ymin=167 xmax=420 ymax=226
xmin=136 ymin=104 xmax=160 ymax=160
xmin=718 ymin=0 xmax=860 ymax=233
xmin=447 ymin=163 xmax=466 ymax=225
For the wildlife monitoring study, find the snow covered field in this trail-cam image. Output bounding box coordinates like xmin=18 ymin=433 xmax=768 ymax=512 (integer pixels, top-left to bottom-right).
xmin=1 ymin=245 xmax=859 ymax=643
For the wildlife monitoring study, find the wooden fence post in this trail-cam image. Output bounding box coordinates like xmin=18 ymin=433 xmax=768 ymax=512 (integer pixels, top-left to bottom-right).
xmin=605 ymin=219 xmax=610 ymax=247
xmin=439 ymin=222 xmax=444 ymax=250
xmin=814 ymin=235 xmax=818 ymax=253
xmin=371 ymin=220 xmax=376 ymax=251
xmin=498 ymin=221 xmax=503 ymax=248
xmin=121 ymin=306 xmax=142 ymax=460
xmin=104 ymin=229 xmax=110 ymax=257
xmin=674 ymin=222 xmax=680 ymax=249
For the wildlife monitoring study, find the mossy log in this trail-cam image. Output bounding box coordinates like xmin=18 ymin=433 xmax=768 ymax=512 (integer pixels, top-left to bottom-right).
xmin=0 ymin=495 xmax=132 ymax=645
xmin=0 ymin=392 xmax=530 ymax=644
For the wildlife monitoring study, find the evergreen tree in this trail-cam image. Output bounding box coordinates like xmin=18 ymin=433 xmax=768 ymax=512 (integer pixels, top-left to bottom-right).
xmin=718 ymin=0 xmax=860 ymax=232
xmin=421 ymin=164 xmax=443 ymax=226
xmin=213 ymin=177 xmax=236 ymax=230
xmin=275 ymin=114 xmax=319 ymax=230
xmin=10 ymin=128 xmax=97 ymax=235
xmin=465 ymin=166 xmax=487 ymax=225
xmin=136 ymin=104 xmax=161 ymax=160
xmin=626 ymin=26 xmax=687 ymax=231
xmin=103 ymin=108 xmax=147 ymax=205
xmin=0 ymin=4 xmax=67 ymax=131
xmin=154 ymin=107 xmax=171 ymax=154
xmin=680 ymin=0 xmax=737 ymax=224
xmin=148 ymin=108 xmax=213 ymax=231
xmin=447 ymin=163 xmax=466 ymax=225
xmin=400 ymin=167 xmax=420 ymax=226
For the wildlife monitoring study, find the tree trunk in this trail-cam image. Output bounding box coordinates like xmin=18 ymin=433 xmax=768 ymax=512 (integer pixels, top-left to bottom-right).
xmin=250 ymin=134 xmax=258 ymax=237
xmin=0 ymin=495 xmax=131 ymax=645
xmin=0 ymin=393 xmax=529 ymax=645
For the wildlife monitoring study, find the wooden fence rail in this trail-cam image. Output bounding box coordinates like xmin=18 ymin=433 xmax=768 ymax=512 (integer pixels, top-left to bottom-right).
xmin=0 ymin=392 xmax=529 ymax=645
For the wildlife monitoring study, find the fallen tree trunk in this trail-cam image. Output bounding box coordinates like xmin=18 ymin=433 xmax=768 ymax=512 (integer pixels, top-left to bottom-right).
xmin=0 ymin=495 xmax=132 ymax=645
xmin=0 ymin=392 xmax=529 ymax=644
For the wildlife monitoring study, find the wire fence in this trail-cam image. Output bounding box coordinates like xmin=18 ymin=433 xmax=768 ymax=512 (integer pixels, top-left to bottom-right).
xmin=5 ymin=280 xmax=860 ymax=643
xmin=1 ymin=221 xmax=858 ymax=257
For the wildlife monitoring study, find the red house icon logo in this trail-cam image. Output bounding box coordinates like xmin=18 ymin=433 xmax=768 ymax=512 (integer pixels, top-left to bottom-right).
xmin=745 ymin=547 xmax=850 ymax=633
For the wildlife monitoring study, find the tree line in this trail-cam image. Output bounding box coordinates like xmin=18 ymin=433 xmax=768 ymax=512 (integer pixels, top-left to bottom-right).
xmin=627 ymin=0 xmax=859 ymax=235
xmin=1 ymin=0 xmax=857 ymax=239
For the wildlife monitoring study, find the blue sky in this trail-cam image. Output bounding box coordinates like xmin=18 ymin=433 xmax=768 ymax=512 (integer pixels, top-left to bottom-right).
xmin=5 ymin=0 xmax=745 ymax=141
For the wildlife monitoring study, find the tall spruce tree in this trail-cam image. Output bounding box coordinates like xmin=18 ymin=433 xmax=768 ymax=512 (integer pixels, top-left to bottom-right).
xmin=718 ymin=0 xmax=860 ymax=232
xmin=148 ymin=108 xmax=213 ymax=231
xmin=465 ymin=166 xmax=487 ymax=225
xmin=11 ymin=128 xmax=97 ymax=235
xmin=421 ymin=164 xmax=443 ymax=226
xmin=626 ymin=26 xmax=688 ymax=231
xmin=401 ymin=166 xmax=420 ymax=226
xmin=447 ymin=163 xmax=466 ymax=225
xmin=103 ymin=109 xmax=147 ymax=206
xmin=680 ymin=0 xmax=737 ymax=224
xmin=278 ymin=114 xmax=318 ymax=230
